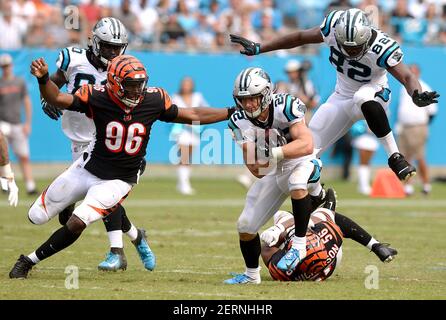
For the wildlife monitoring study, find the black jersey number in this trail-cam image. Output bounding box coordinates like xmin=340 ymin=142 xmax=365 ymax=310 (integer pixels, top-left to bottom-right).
xmin=105 ymin=122 xmax=146 ymax=155
xmin=71 ymin=73 xmax=107 ymax=93
xmin=329 ymin=47 xmax=372 ymax=83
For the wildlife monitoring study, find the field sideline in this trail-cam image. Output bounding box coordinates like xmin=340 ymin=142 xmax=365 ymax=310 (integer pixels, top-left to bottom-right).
xmin=1 ymin=177 xmax=445 ymax=300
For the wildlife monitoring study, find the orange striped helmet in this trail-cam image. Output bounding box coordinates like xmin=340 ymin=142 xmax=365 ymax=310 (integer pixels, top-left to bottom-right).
xmin=107 ymin=55 xmax=148 ymax=109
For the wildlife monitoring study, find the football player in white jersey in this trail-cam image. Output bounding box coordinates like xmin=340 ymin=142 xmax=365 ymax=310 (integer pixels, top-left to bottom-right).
xmin=41 ymin=17 xmax=155 ymax=272
xmin=224 ymin=67 xmax=327 ymax=284
xmin=230 ymin=8 xmax=439 ymax=182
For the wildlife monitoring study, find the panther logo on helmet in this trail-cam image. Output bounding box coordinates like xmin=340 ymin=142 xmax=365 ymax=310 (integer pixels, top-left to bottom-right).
xmin=106 ymin=55 xmax=148 ymax=111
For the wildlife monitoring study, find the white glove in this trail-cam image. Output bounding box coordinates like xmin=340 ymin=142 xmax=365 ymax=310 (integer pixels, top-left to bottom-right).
xmin=260 ymin=224 xmax=285 ymax=247
xmin=7 ymin=177 xmax=19 ymax=207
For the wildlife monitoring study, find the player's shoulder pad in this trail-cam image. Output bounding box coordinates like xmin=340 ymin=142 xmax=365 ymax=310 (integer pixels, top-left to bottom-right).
xmin=320 ymin=10 xmax=343 ymax=38
xmin=75 ymin=84 xmax=93 ymax=103
xmin=373 ymin=30 xmax=403 ymax=69
xmin=274 ymin=93 xmax=306 ymax=122
xmin=56 ymin=46 xmax=86 ymax=72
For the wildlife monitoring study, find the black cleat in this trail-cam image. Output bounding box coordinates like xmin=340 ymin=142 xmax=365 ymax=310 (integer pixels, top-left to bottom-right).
xmin=388 ymin=152 xmax=416 ymax=181
xmin=9 ymin=254 xmax=35 ymax=279
xmin=322 ymin=188 xmax=337 ymax=211
xmin=372 ymin=243 xmax=398 ymax=263
xmin=310 ymin=186 xmax=327 ymax=211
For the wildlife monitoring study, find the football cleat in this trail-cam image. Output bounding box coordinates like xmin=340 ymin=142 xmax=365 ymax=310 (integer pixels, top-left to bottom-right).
xmin=310 ymin=186 xmax=327 ymax=211
xmin=371 ymin=243 xmax=398 ymax=263
xmin=98 ymin=251 xmax=127 ymax=271
xmin=9 ymin=254 xmax=35 ymax=279
xmin=277 ymin=247 xmax=307 ymax=273
xmin=224 ymin=273 xmax=261 ymax=284
xmin=132 ymin=229 xmax=156 ymax=271
xmin=388 ymin=152 xmax=416 ymax=181
xmin=322 ymin=188 xmax=337 ymax=211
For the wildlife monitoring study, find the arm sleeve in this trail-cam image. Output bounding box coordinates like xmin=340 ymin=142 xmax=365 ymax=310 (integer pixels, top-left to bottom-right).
xmin=55 ymin=47 xmax=70 ymax=81
xmin=158 ymin=88 xmax=179 ymax=122
xmin=320 ymin=10 xmax=342 ymax=41
xmin=282 ymin=95 xmax=306 ymax=125
xmin=228 ymin=113 xmax=255 ymax=145
xmin=378 ymin=41 xmax=403 ymax=68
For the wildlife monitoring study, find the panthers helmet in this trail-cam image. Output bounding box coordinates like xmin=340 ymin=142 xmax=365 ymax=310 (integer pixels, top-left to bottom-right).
xmin=107 ymin=55 xmax=148 ymax=109
xmin=233 ymin=67 xmax=273 ymax=119
xmin=334 ymin=9 xmax=372 ymax=61
xmin=90 ymin=17 xmax=128 ymax=67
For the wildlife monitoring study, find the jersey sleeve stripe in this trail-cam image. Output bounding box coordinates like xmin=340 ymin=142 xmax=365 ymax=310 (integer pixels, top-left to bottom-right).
xmin=283 ymin=95 xmax=299 ymax=122
xmin=377 ymin=42 xmax=399 ymax=68
xmin=321 ymin=10 xmax=338 ymax=37
xmin=60 ymin=48 xmax=70 ymax=71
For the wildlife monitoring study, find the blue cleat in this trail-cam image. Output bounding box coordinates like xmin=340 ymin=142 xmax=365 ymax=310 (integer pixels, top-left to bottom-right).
xmin=132 ymin=229 xmax=156 ymax=271
xmin=276 ymin=248 xmax=306 ymax=272
xmin=98 ymin=251 xmax=127 ymax=271
xmin=224 ymin=273 xmax=260 ymax=284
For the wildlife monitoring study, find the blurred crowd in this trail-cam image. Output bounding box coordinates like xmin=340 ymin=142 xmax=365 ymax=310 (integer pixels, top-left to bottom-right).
xmin=1 ymin=0 xmax=446 ymax=52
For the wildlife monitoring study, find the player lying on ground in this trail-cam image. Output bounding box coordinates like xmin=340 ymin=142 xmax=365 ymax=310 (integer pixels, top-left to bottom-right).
xmin=0 ymin=131 xmax=18 ymax=207
xmin=231 ymin=8 xmax=439 ymax=182
xmin=261 ymin=189 xmax=397 ymax=281
xmin=225 ymin=67 xmax=327 ymax=284
xmin=9 ymin=55 xmax=235 ymax=279
xmin=42 ymin=17 xmax=147 ymax=272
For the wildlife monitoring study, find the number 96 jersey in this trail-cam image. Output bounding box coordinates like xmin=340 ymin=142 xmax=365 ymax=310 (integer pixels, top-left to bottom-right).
xmin=56 ymin=47 xmax=107 ymax=144
xmin=320 ymin=10 xmax=404 ymax=97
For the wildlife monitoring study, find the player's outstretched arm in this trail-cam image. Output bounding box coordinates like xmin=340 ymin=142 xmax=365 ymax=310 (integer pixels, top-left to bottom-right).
xmin=389 ymin=63 xmax=439 ymax=107
xmin=173 ymin=106 xmax=236 ymax=124
xmin=31 ymin=58 xmax=74 ymax=109
xmin=230 ymin=27 xmax=323 ymax=56
xmin=41 ymin=69 xmax=68 ymax=120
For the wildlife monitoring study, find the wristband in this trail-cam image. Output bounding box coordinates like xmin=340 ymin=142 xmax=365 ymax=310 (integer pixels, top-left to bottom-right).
xmin=37 ymin=72 xmax=49 ymax=85
xmin=271 ymin=147 xmax=284 ymax=161
xmin=0 ymin=163 xmax=14 ymax=179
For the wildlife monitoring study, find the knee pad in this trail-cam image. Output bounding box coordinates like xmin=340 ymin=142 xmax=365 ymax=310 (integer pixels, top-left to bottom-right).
xmin=28 ymin=202 xmax=50 ymax=225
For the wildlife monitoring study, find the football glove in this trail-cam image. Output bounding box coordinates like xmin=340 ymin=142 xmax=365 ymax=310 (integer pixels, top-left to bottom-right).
xmin=260 ymin=224 xmax=285 ymax=247
xmin=1 ymin=177 xmax=18 ymax=207
xmin=229 ymin=34 xmax=261 ymax=56
xmin=42 ymin=97 xmax=63 ymax=120
xmin=412 ymin=90 xmax=439 ymax=108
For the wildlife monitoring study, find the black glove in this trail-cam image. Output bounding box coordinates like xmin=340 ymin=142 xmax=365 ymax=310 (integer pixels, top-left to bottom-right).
xmin=229 ymin=34 xmax=261 ymax=56
xmin=41 ymin=97 xmax=63 ymax=120
xmin=412 ymin=90 xmax=439 ymax=108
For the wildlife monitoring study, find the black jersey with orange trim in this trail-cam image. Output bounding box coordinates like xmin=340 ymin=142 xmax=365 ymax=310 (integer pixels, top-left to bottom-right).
xmin=69 ymin=84 xmax=178 ymax=183
xmin=267 ymin=220 xmax=343 ymax=281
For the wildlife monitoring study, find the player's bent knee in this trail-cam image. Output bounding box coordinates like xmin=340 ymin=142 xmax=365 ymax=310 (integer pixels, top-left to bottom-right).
xmin=353 ymin=85 xmax=376 ymax=107
xmin=239 ymin=232 xmax=257 ymax=241
xmin=72 ymin=202 xmax=105 ymax=227
xmin=237 ymin=216 xmax=258 ymax=234
xmin=28 ymin=202 xmax=50 ymax=225
xmin=290 ymin=188 xmax=308 ymax=199
xmin=66 ymin=215 xmax=87 ymax=235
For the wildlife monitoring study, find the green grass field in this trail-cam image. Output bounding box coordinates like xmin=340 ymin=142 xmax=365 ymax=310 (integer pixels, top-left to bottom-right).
xmin=1 ymin=177 xmax=445 ymax=300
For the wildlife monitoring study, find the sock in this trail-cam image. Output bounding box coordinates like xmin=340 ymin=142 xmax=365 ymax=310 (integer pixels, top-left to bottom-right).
xmin=26 ymin=180 xmax=36 ymax=192
xmin=361 ymin=101 xmax=391 ymax=138
xmin=245 ymin=266 xmax=261 ymax=279
xmin=240 ymin=234 xmax=261 ymax=268
xmin=404 ymin=184 xmax=414 ymax=195
xmin=423 ymin=184 xmax=432 ymax=193
xmin=34 ymin=225 xmax=82 ymax=261
xmin=126 ymin=224 xmax=138 ymax=242
xmin=291 ymin=194 xmax=313 ymax=237
xmin=335 ymin=213 xmax=372 ymax=247
xmin=291 ymin=235 xmax=306 ymax=251
xmin=121 ymin=208 xmax=132 ymax=233
xmin=178 ymin=165 xmax=191 ymax=189
xmin=358 ymin=165 xmax=371 ymax=194
xmin=366 ymin=238 xmax=379 ymax=250
xmin=28 ymin=252 xmax=40 ymax=264
xmin=107 ymin=230 xmax=123 ymax=248
xmin=378 ymin=132 xmax=399 ymax=157
xmin=102 ymin=205 xmax=124 ymax=232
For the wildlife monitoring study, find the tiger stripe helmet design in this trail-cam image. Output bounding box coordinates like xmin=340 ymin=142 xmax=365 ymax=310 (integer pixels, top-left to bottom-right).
xmin=334 ymin=8 xmax=372 ymax=61
xmin=107 ymin=55 xmax=148 ymax=110
xmin=91 ymin=17 xmax=128 ymax=67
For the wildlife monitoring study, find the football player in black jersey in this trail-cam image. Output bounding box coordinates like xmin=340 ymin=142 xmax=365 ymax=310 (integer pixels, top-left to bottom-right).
xmin=261 ymin=189 xmax=398 ymax=281
xmin=9 ymin=55 xmax=235 ymax=279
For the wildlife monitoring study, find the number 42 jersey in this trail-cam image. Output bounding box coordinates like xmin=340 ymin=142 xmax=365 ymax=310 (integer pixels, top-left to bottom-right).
xmin=56 ymin=47 xmax=107 ymax=144
xmin=320 ymin=10 xmax=404 ymax=97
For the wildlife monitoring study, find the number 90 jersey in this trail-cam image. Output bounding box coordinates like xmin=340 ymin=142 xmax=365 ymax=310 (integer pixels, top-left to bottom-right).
xmin=56 ymin=47 xmax=106 ymax=144
xmin=320 ymin=10 xmax=404 ymax=97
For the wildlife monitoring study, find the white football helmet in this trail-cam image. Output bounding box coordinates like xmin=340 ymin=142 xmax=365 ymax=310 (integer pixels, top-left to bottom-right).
xmin=334 ymin=9 xmax=372 ymax=61
xmin=233 ymin=67 xmax=273 ymax=119
xmin=90 ymin=17 xmax=128 ymax=67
